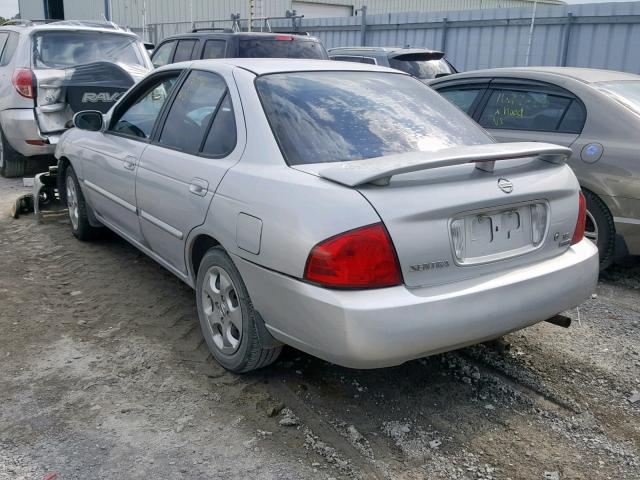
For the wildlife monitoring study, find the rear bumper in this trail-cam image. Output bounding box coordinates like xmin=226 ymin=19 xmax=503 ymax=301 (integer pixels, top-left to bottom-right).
xmin=234 ymin=240 xmax=598 ymax=369
xmin=0 ymin=109 xmax=57 ymax=157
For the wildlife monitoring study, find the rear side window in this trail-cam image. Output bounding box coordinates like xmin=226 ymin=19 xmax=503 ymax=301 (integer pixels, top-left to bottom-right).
xmin=201 ymin=94 xmax=236 ymax=157
xmin=202 ymin=40 xmax=227 ymax=59
xmin=173 ymin=39 xmax=197 ymax=63
xmin=239 ymin=39 xmax=327 ymax=59
xmin=478 ymin=88 xmax=578 ymax=133
xmin=256 ymin=71 xmax=491 ymax=166
xmin=152 ymin=41 xmax=175 ymax=68
xmin=439 ymin=88 xmax=484 ymax=114
xmin=0 ymin=32 xmax=19 ymax=66
xmin=0 ymin=33 xmax=9 ymax=61
xmin=158 ymin=70 xmax=228 ymax=154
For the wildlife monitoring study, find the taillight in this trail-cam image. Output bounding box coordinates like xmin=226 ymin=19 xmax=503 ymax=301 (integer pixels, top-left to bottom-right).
xmin=304 ymin=223 xmax=402 ymax=288
xmin=571 ymin=191 xmax=587 ymax=245
xmin=274 ymin=35 xmax=294 ymax=41
xmin=12 ymin=68 xmax=35 ymax=99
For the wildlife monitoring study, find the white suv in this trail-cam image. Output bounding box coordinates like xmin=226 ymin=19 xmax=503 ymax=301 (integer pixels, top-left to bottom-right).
xmin=0 ymin=20 xmax=152 ymax=177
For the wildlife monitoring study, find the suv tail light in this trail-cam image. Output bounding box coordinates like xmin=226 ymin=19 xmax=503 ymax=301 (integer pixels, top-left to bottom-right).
xmin=274 ymin=35 xmax=294 ymax=41
xmin=12 ymin=68 xmax=36 ymax=99
xmin=304 ymin=223 xmax=402 ymax=288
xmin=571 ymin=191 xmax=587 ymax=245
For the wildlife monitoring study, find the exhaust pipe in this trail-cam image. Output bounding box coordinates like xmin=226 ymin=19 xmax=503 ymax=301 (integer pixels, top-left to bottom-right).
xmin=545 ymin=314 xmax=572 ymax=328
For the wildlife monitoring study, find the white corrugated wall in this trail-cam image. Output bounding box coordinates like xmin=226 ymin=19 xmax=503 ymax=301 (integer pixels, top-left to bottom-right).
xmin=55 ymin=0 xmax=563 ymax=28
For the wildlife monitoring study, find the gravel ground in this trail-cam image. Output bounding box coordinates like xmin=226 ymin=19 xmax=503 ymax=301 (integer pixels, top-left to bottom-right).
xmin=0 ymin=175 xmax=638 ymax=480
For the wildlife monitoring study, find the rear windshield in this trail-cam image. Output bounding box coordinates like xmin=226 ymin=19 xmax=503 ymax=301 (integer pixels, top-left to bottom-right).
xmin=597 ymin=80 xmax=640 ymax=116
xmin=32 ymin=31 xmax=145 ymax=69
xmin=239 ymin=39 xmax=327 ymax=59
xmin=256 ymin=71 xmax=490 ymax=166
xmin=388 ymin=54 xmax=455 ymax=80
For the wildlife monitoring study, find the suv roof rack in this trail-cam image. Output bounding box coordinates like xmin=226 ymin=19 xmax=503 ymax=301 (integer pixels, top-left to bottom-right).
xmin=191 ymin=27 xmax=234 ymax=33
xmin=221 ymin=10 xmax=304 ymax=33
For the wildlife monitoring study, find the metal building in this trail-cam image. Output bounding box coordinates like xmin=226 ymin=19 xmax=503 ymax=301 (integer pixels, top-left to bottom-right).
xmin=19 ymin=0 xmax=565 ymax=28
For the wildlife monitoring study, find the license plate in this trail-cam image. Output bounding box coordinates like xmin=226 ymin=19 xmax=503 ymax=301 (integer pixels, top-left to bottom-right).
xmin=450 ymin=203 xmax=547 ymax=265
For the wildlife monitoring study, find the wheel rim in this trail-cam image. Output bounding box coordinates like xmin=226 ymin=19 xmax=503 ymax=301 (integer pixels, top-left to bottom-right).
xmin=66 ymin=176 xmax=79 ymax=230
xmin=201 ymin=266 xmax=243 ymax=355
xmin=584 ymin=209 xmax=598 ymax=244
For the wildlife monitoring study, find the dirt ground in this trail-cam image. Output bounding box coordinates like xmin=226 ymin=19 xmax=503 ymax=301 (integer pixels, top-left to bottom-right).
xmin=0 ymin=175 xmax=638 ymax=480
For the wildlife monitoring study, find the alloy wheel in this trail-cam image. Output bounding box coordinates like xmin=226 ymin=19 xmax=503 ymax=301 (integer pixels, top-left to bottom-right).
xmin=201 ymin=265 xmax=243 ymax=355
xmin=584 ymin=209 xmax=598 ymax=244
xmin=66 ymin=175 xmax=79 ymax=230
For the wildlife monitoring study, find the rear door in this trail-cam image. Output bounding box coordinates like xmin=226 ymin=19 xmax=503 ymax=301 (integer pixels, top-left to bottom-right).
xmin=80 ymin=70 xmax=182 ymax=242
xmin=475 ymin=82 xmax=585 ymax=147
xmin=136 ymin=68 xmax=243 ymax=274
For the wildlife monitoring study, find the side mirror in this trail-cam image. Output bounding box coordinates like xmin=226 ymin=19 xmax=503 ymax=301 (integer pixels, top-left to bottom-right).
xmin=73 ymin=111 xmax=104 ymax=131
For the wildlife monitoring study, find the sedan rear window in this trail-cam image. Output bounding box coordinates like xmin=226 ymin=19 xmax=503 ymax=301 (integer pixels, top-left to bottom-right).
xmin=388 ymin=53 xmax=455 ymax=80
xmin=239 ymin=39 xmax=327 ymax=59
xmin=256 ymin=71 xmax=490 ymax=166
xmin=32 ymin=31 xmax=145 ymax=69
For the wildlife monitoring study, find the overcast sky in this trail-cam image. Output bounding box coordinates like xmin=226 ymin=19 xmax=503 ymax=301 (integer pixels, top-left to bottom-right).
xmin=0 ymin=0 xmax=634 ymax=21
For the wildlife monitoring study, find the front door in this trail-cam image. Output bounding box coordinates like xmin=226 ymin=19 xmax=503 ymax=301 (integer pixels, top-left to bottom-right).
xmin=81 ymin=71 xmax=181 ymax=243
xmin=136 ymin=69 xmax=242 ymax=274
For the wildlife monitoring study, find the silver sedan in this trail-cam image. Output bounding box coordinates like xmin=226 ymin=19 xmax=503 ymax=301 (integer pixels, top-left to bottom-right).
xmin=430 ymin=67 xmax=640 ymax=269
xmin=56 ymin=59 xmax=598 ymax=372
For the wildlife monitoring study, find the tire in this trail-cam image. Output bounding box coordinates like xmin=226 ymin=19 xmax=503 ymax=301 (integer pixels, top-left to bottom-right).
xmin=583 ymin=189 xmax=615 ymax=270
xmin=65 ymin=167 xmax=100 ymax=241
xmin=196 ymin=247 xmax=282 ymax=373
xmin=0 ymin=128 xmax=26 ymax=178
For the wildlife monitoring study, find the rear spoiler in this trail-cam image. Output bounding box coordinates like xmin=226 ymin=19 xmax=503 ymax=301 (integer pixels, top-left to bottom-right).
xmin=318 ymin=142 xmax=572 ymax=187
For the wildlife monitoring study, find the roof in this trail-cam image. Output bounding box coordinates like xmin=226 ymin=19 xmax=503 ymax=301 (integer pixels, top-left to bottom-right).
xmin=328 ymin=46 xmax=443 ymax=56
xmin=164 ymin=58 xmax=400 ymax=76
xmin=432 ymin=66 xmax=640 ymax=84
xmin=162 ymin=31 xmax=315 ymax=41
xmin=0 ymin=20 xmax=138 ymax=37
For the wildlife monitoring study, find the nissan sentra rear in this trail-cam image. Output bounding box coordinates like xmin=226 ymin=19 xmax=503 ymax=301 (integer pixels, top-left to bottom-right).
xmin=58 ymin=59 xmax=598 ymax=372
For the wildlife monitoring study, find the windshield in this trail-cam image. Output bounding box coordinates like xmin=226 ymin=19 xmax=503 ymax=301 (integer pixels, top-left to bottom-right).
xmin=388 ymin=55 xmax=455 ymax=80
xmin=256 ymin=71 xmax=491 ymax=166
xmin=32 ymin=31 xmax=145 ymax=69
xmin=239 ymin=39 xmax=328 ymax=59
xmin=597 ymin=80 xmax=640 ymax=116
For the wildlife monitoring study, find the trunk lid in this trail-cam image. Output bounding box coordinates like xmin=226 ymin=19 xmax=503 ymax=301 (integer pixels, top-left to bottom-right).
xmin=295 ymin=144 xmax=580 ymax=288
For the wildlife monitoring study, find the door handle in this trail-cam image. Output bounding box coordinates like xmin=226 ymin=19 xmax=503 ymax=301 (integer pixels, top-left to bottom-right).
xmin=189 ymin=178 xmax=209 ymax=197
xmin=123 ymin=156 xmax=137 ymax=171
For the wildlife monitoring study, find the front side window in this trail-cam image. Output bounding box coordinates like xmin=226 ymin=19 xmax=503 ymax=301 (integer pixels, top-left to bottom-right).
xmin=32 ymin=31 xmax=145 ymax=69
xmin=478 ymin=89 xmax=574 ymax=132
xmin=202 ymin=40 xmax=227 ymax=59
xmin=111 ymin=74 xmax=179 ymax=139
xmin=256 ymin=71 xmax=491 ymax=166
xmin=439 ymin=88 xmax=483 ymax=114
xmin=151 ymin=41 xmax=175 ymax=68
xmin=388 ymin=54 xmax=455 ymax=80
xmin=239 ymin=39 xmax=327 ymax=59
xmin=158 ymin=70 xmax=228 ymax=153
xmin=597 ymin=80 xmax=640 ymax=117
